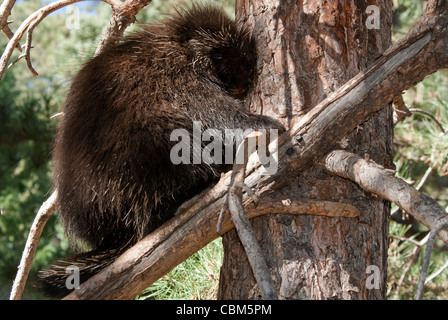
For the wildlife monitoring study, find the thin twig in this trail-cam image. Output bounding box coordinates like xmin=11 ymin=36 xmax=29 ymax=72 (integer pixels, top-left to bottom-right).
xmin=50 ymin=112 xmax=64 ymax=119
xmin=414 ymin=218 xmax=448 ymax=300
xmin=22 ymin=13 xmax=41 ymax=77
xmin=409 ymin=108 xmax=446 ymax=133
xmin=389 ymin=233 xmax=429 ymax=298
xmin=395 ymin=246 xmax=422 ymax=298
xmin=390 ymin=234 xmax=424 ymax=247
xmin=415 ymin=166 xmax=433 ymax=191
xmin=425 ymin=258 xmax=448 ymax=284
xmin=7 ymin=52 xmax=26 ymax=69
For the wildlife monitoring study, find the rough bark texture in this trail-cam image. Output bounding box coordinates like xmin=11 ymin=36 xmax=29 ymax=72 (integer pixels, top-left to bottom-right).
xmin=218 ymin=0 xmax=394 ymax=300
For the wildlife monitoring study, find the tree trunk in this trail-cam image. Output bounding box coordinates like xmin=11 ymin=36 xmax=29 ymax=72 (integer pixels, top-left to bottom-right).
xmin=218 ymin=0 xmax=393 ymax=300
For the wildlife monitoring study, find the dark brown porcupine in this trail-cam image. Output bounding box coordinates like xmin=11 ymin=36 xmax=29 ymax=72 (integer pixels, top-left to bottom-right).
xmin=36 ymin=4 xmax=284 ymax=298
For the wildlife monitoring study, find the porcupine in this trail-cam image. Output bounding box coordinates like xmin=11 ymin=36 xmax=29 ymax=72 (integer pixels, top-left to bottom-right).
xmin=36 ymin=4 xmax=284 ymax=298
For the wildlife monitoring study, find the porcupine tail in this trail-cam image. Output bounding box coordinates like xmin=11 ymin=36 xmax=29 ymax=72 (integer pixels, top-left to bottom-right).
xmin=35 ymin=245 xmax=128 ymax=299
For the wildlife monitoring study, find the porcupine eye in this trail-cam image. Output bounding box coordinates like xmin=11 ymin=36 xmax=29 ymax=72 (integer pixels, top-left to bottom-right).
xmin=210 ymin=47 xmax=254 ymax=99
xmin=211 ymin=52 xmax=223 ymax=60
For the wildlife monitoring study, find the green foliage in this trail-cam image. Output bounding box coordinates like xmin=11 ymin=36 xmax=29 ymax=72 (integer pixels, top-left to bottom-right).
xmin=138 ymin=239 xmax=223 ymax=300
xmin=0 ymin=67 xmax=63 ymax=299
xmin=389 ymin=70 xmax=448 ymax=299
xmin=388 ymin=0 xmax=448 ymax=300
xmin=391 ymin=0 xmax=424 ymax=42
xmin=387 ymin=221 xmax=448 ymax=300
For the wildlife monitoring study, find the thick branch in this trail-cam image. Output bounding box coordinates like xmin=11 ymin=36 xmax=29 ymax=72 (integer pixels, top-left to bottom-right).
xmin=324 ymin=150 xmax=448 ymax=245
xmin=94 ymin=0 xmax=152 ymax=56
xmin=63 ymin=172 xmax=358 ymax=300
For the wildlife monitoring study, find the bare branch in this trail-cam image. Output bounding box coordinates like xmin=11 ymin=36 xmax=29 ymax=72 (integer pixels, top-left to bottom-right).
xmin=0 ymin=0 xmax=16 ymax=29
xmin=50 ymin=112 xmax=64 ymax=119
xmin=0 ymin=0 xmax=22 ymax=52
xmin=9 ymin=191 xmax=58 ymax=300
xmin=325 ymin=150 xmax=448 ymax=299
xmin=62 ymin=165 xmax=358 ymax=300
xmin=94 ymin=0 xmax=153 ymax=56
xmin=324 ymin=150 xmax=448 ymax=245
xmin=23 ymin=16 xmax=39 ymax=77
xmin=0 ymin=0 xmax=120 ymax=81
xmin=425 ymin=258 xmax=448 ymax=285
xmin=408 ymin=108 xmax=446 ymax=133
xmin=415 ymin=166 xmax=433 ymax=191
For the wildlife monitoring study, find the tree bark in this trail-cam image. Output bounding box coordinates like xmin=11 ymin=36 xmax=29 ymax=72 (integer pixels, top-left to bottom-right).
xmin=218 ymin=0 xmax=393 ymax=300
